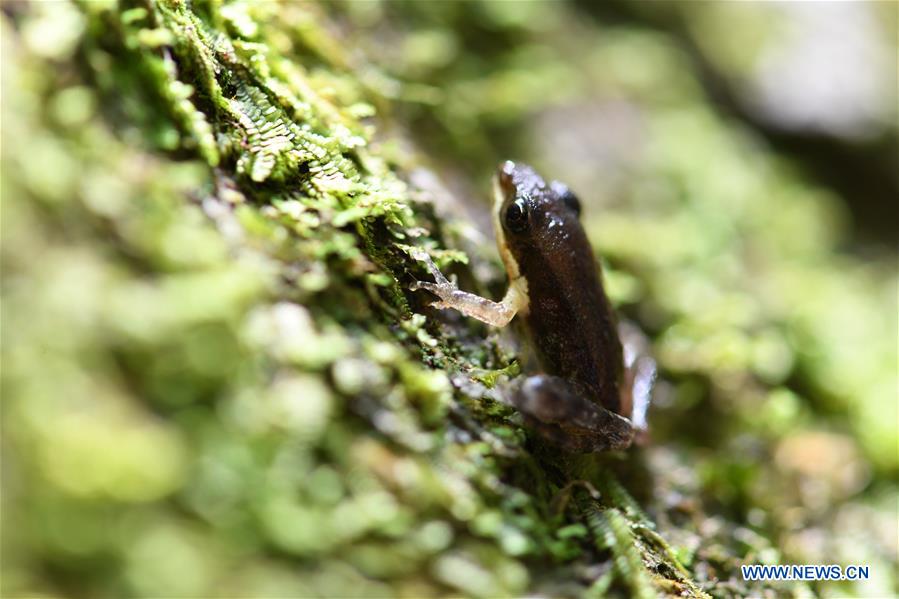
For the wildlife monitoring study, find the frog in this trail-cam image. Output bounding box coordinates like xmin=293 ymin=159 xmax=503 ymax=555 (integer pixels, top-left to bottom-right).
xmin=411 ymin=161 xmax=655 ymax=453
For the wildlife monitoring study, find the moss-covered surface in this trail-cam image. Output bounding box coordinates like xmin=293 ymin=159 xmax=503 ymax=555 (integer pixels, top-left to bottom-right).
xmin=2 ymin=2 xmax=896 ymax=598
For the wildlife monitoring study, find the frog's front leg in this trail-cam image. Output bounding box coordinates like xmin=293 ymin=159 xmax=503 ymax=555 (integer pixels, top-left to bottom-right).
xmin=511 ymin=375 xmax=635 ymax=453
xmin=410 ymin=250 xmax=528 ymax=327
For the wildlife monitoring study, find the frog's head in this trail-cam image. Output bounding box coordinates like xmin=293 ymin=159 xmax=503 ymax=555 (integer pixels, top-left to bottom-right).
xmin=492 ymin=160 xmax=583 ymax=280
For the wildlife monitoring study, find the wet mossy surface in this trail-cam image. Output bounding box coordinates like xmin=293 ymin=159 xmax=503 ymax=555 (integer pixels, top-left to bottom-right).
xmin=2 ymin=2 xmax=896 ymax=598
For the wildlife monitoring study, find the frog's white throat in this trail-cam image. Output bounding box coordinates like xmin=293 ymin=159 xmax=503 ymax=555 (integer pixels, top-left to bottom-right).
xmin=492 ymin=176 xmax=530 ymax=315
xmin=492 ymin=176 xmax=520 ymax=280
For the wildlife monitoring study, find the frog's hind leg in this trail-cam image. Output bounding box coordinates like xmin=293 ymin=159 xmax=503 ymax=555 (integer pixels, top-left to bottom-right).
xmin=617 ymin=321 xmax=656 ymax=437
xmin=511 ymin=375 xmax=635 ymax=453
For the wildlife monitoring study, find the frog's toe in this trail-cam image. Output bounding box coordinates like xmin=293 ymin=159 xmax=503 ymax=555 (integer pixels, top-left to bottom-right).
xmin=409 ymin=249 xmax=451 ymax=284
xmin=410 ymin=280 xmax=435 ymax=293
xmin=411 ymin=280 xmax=452 ymax=304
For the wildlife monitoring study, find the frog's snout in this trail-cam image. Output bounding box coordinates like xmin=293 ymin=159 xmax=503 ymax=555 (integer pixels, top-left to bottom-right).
xmin=497 ymin=160 xmax=518 ymax=199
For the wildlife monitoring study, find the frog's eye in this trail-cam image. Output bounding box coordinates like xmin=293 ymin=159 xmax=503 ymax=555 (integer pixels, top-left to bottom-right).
xmin=561 ymin=190 xmax=581 ymax=216
xmin=551 ymin=180 xmax=581 ymax=217
xmin=504 ymin=198 xmax=530 ymax=234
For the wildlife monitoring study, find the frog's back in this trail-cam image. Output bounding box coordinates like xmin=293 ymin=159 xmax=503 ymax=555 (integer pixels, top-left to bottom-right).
xmin=518 ymin=222 xmax=624 ymax=414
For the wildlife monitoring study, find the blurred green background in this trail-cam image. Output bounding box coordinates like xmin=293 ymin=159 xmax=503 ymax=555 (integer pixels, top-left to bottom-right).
xmin=2 ymin=1 xmax=896 ymax=597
